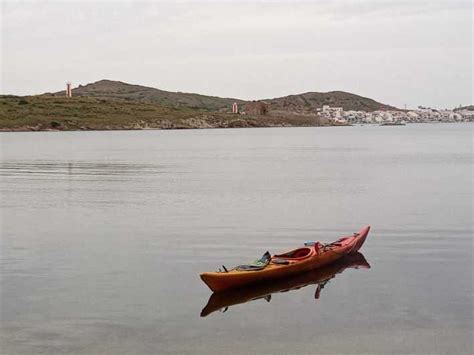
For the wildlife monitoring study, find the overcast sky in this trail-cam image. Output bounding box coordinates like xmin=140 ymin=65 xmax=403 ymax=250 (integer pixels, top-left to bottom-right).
xmin=1 ymin=0 xmax=472 ymax=109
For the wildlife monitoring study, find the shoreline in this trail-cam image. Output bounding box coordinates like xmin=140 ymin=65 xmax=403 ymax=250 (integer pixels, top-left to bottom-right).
xmin=0 ymin=122 xmax=351 ymax=133
xmin=1 ymin=121 xmax=471 ymax=133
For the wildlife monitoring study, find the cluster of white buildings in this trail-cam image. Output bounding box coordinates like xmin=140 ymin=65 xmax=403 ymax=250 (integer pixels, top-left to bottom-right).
xmin=317 ymin=105 xmax=473 ymax=124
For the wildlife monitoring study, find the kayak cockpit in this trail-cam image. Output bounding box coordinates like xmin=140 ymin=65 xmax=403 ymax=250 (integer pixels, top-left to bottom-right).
xmin=274 ymin=247 xmax=313 ymax=260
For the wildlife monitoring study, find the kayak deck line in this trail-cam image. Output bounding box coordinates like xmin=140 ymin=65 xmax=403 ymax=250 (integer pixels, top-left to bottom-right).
xmin=200 ymin=225 xmax=371 ymax=292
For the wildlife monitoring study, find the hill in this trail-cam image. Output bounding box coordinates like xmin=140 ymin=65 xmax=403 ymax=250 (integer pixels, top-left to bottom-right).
xmin=52 ymin=80 xmax=243 ymax=111
xmin=265 ymin=91 xmax=397 ymax=113
xmin=51 ymin=80 xmax=396 ymax=112
xmin=0 ymin=80 xmax=397 ymax=131
xmin=454 ymin=105 xmax=473 ymax=111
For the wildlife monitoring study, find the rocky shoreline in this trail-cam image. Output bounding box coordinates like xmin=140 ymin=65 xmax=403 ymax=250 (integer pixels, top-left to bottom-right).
xmin=0 ymin=117 xmax=345 ymax=132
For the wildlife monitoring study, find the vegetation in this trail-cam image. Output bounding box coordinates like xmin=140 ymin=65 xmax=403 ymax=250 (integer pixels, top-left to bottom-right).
xmin=0 ymin=95 xmax=328 ymax=131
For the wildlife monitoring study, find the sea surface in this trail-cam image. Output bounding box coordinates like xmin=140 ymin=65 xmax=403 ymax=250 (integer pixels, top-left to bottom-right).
xmin=0 ymin=124 xmax=472 ymax=354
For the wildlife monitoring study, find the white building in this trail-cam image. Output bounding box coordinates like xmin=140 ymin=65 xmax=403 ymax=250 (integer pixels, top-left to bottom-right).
xmin=320 ymin=105 xmax=344 ymax=120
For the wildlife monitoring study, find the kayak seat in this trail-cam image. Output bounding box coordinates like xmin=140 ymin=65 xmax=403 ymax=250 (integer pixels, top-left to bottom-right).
xmin=274 ymin=247 xmax=312 ymax=260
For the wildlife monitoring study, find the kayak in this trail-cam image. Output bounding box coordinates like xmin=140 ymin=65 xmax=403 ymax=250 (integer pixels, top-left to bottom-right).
xmin=200 ymin=225 xmax=370 ymax=292
xmin=200 ymin=252 xmax=370 ymax=317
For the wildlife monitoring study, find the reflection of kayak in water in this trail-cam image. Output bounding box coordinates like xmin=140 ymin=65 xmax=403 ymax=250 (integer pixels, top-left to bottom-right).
xmin=200 ymin=225 xmax=371 ymax=292
xmin=201 ymin=252 xmax=370 ymax=317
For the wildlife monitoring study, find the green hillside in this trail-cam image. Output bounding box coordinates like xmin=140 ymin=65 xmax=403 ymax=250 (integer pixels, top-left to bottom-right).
xmin=0 ymin=95 xmax=325 ymax=131
xmin=51 ymin=80 xmax=243 ymax=111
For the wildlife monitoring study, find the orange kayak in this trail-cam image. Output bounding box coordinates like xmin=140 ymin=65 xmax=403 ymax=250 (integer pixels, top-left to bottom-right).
xmin=201 ymin=252 xmax=370 ymax=317
xmin=200 ymin=225 xmax=371 ymax=292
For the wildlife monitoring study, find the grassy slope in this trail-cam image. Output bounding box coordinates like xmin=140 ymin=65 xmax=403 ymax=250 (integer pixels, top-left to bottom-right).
xmin=0 ymin=95 xmax=191 ymax=130
xmin=52 ymin=80 xmax=244 ymax=111
xmin=0 ymin=95 xmax=324 ymax=131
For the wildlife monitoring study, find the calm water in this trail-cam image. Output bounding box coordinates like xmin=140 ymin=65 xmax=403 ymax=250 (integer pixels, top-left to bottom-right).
xmin=0 ymin=124 xmax=472 ymax=354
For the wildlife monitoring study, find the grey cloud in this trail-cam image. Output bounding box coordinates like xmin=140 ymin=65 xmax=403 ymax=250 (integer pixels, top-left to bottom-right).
xmin=1 ymin=0 xmax=472 ymax=108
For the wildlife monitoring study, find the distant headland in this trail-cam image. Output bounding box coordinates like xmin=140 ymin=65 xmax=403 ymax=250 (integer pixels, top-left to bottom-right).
xmin=0 ymin=80 xmax=472 ymax=131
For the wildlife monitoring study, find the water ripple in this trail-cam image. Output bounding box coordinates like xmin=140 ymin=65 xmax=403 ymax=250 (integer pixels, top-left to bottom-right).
xmin=0 ymin=160 xmax=172 ymax=178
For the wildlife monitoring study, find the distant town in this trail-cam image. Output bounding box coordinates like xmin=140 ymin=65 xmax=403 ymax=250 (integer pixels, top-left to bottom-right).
xmin=231 ymin=101 xmax=474 ymax=125
xmin=316 ymin=105 xmax=474 ymax=124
